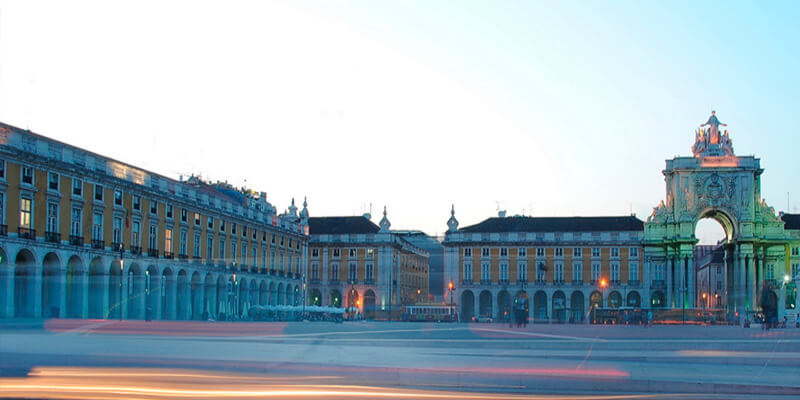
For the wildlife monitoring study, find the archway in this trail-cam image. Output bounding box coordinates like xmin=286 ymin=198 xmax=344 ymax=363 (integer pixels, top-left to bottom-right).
xmin=268 ymin=282 xmax=277 ymax=306
xmin=146 ymin=265 xmax=160 ymax=320
xmin=608 ymin=291 xmax=622 ymax=308
xmin=347 ymin=288 xmax=359 ymax=310
xmin=259 ymin=281 xmax=268 ymax=305
xmin=14 ymin=249 xmax=36 ymax=318
xmin=216 ymin=276 xmax=226 ymax=318
xmin=552 ymin=291 xmax=566 ymax=323
xmin=190 ymin=271 xmax=203 ymax=320
xmin=533 ymin=291 xmax=547 ymax=321
xmin=478 ymin=290 xmax=492 ymax=319
xmin=41 ymin=252 xmax=62 ymax=318
xmin=309 ymin=288 xmax=322 ymax=306
xmin=497 ymin=290 xmax=510 ymax=322
xmin=237 ymin=278 xmax=249 ymax=318
xmin=460 ymin=290 xmax=475 ymax=322
xmin=86 ymin=257 xmax=104 ymax=318
xmin=108 ymin=260 xmax=122 ymax=319
xmin=589 ymin=291 xmax=603 ymax=309
xmin=570 ymin=291 xmax=585 ymax=323
xmin=651 ymin=290 xmax=666 ymax=308
xmin=276 ymin=283 xmax=284 ymax=305
xmin=330 ymin=289 xmax=342 ymax=307
xmin=0 ymin=247 xmax=7 ymax=318
xmin=127 ymin=263 xmax=145 ymax=319
xmin=363 ymin=290 xmax=376 ymax=319
xmin=627 ymin=291 xmax=641 ymax=308
xmin=162 ymin=268 xmax=176 ymax=320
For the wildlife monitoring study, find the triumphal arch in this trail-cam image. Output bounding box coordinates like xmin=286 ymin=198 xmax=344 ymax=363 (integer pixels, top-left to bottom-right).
xmin=644 ymin=112 xmax=789 ymax=320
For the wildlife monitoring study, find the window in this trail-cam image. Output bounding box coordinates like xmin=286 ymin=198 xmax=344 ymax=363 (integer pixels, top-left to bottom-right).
xmin=231 ymin=240 xmax=237 ymax=262
xmin=481 ymin=248 xmax=490 ymax=257
xmin=481 ymin=262 xmax=490 ymax=282
xmin=48 ymin=172 xmax=59 ymax=191
xmin=231 ymin=222 xmax=236 ymax=235
xmin=208 ymin=216 xmax=214 ymax=230
xmin=592 ymin=248 xmax=601 ymax=257
xmin=262 ymin=231 xmax=267 ymax=242
xmin=166 ymin=205 xmax=173 ymax=219
xmin=611 ymin=262 xmax=620 ymax=281
xmin=113 ymin=217 xmax=122 ymax=244
xmin=463 ymin=262 xmax=473 ymax=282
xmin=149 ymin=225 xmax=158 ymax=250
xmin=71 ymin=207 xmax=82 ymax=236
xmin=366 ymin=262 xmax=374 ymax=281
xmin=366 ymin=248 xmax=374 ymax=257
xmin=270 ymin=250 xmax=276 ymax=270
xmin=554 ymin=262 xmax=564 ymax=282
xmin=591 ymin=263 xmax=601 ymax=282
xmin=179 ymin=231 xmax=187 ymax=256
xmin=46 ymin=202 xmax=58 ymax=233
xmin=791 ymin=247 xmax=799 ymax=256
xmin=349 ymin=248 xmax=357 ymax=258
xmin=242 ymin=226 xmax=247 ymax=238
xmin=72 ymin=178 xmax=82 ymax=196
xmin=573 ymin=248 xmax=582 ymax=257
xmin=280 ymin=236 xmax=284 ymax=247
xmin=94 ymin=184 xmax=103 ymax=201
xmin=207 ymin=236 xmax=214 ymax=260
xmin=150 ymin=200 xmax=158 ymax=215
xmin=517 ymin=262 xmax=527 ymax=281
xmin=572 ymin=262 xmax=582 ymax=281
xmin=499 ymin=262 xmax=508 ymax=281
xmin=333 ymin=248 xmax=341 ymax=258
xmin=21 ymin=166 xmax=33 ymax=185
xmin=220 ymin=220 xmax=225 ymax=232
xmin=654 ymin=263 xmax=664 ymax=281
xmin=518 ymin=248 xmax=527 ymax=257
xmin=111 ymin=189 xmax=122 ymax=206
xmin=164 ymin=228 xmax=173 ymax=253
xmin=792 ymin=263 xmax=800 ymax=278
xmin=252 ymin=229 xmax=256 ymax=240
xmin=311 ymin=262 xmax=320 ymax=280
xmin=180 ymin=208 xmax=187 ymax=222
xmin=193 ymin=234 xmax=200 ymax=257
xmin=348 ymin=262 xmax=357 ymax=282
xmin=132 ymin=195 xmax=140 ymax=210
xmin=536 ymin=248 xmax=545 ymax=257
xmin=464 ymin=248 xmax=472 ymax=257
xmin=92 ymin=213 xmax=103 ymax=240
xmin=629 ymin=262 xmax=639 ymax=281
xmin=629 ymin=247 xmax=639 ymax=257
xmin=555 ymin=248 xmax=563 ymax=257
xmin=611 ymin=247 xmax=620 ymax=258
xmin=500 ymin=248 xmax=508 ymax=257
xmin=0 ymin=193 xmax=4 ymax=224
xmin=536 ymin=262 xmax=546 ymax=281
xmin=766 ymin=264 xmax=774 ymax=281
xmin=330 ymin=263 xmax=339 ymax=280
xmin=271 ymin=234 xmax=276 ymax=244
xmin=219 ymin=238 xmax=225 ymax=261
xmin=194 ymin=212 xmax=201 ymax=226
xmin=241 ymin=242 xmax=247 ymax=263
xmin=131 ymin=221 xmax=140 ymax=246
xmin=251 ymin=246 xmax=256 ymax=267
xmin=20 ymin=197 xmax=32 ymax=229
xmin=311 ymin=248 xmax=319 ymax=258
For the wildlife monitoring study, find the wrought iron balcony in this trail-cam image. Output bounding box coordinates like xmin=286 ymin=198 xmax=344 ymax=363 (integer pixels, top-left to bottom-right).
xmin=148 ymin=248 xmax=159 ymax=257
xmin=572 ymin=279 xmax=583 ymax=286
xmin=310 ymin=278 xmax=320 ymax=284
xmin=461 ymin=279 xmax=473 ymax=285
xmin=111 ymin=242 xmax=124 ymax=252
xmin=163 ymin=251 xmax=174 ymax=259
xmin=553 ymin=279 xmax=564 ymax=286
xmin=130 ymin=245 xmax=142 ymax=255
xmin=628 ymin=279 xmax=641 ymax=287
xmin=652 ymin=279 xmax=666 ymax=289
xmin=179 ymin=253 xmax=189 ymax=260
xmin=535 ymin=278 xmax=547 ymax=286
xmin=69 ymin=235 xmax=84 ymax=246
xmin=499 ymin=279 xmax=509 ymax=285
xmin=45 ymin=231 xmax=61 ymax=243
xmin=329 ymin=278 xmax=340 ymax=284
xmin=18 ymin=227 xmax=36 ymax=240
xmin=481 ymin=279 xmax=492 ymax=285
xmin=269 ymin=269 xmax=276 ymax=276
xmin=611 ymin=279 xmax=621 ymax=287
xmin=91 ymin=239 xmax=104 ymax=249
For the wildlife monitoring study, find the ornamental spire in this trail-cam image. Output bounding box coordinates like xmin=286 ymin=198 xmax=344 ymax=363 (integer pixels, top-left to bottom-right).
xmin=447 ymin=204 xmax=459 ymax=233
xmin=379 ymin=206 xmax=391 ymax=233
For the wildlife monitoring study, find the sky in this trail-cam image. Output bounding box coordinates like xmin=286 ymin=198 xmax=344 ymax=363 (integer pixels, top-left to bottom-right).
xmin=1 ymin=1 xmax=798 ymax=243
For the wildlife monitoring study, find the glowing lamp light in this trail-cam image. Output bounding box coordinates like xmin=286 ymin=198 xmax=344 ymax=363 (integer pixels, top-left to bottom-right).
xmin=784 ymin=275 xmax=791 ymax=283
xmin=600 ymin=279 xmax=607 ymax=288
xmin=448 ymin=282 xmax=454 ymax=291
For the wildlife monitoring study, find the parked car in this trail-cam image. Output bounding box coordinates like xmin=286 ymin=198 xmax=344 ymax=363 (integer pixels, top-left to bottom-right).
xmin=473 ymin=315 xmax=494 ymax=323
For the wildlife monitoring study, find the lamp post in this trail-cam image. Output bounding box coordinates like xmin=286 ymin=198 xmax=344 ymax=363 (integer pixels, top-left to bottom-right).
xmin=119 ymin=248 xmax=124 ymax=321
xmin=448 ymin=281 xmax=454 ymax=321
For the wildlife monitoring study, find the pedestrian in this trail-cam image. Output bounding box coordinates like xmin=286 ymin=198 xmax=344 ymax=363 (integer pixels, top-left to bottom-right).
xmin=647 ymin=310 xmax=653 ymax=327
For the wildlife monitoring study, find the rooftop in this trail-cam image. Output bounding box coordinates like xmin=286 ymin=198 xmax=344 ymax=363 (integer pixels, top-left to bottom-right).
xmin=457 ymin=215 xmax=644 ymax=234
xmin=308 ymin=216 xmax=380 ymax=235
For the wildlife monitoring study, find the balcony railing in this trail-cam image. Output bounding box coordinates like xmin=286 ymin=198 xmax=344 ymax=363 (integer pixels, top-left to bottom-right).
xmin=45 ymin=231 xmax=61 ymax=243
xmin=535 ymin=278 xmax=547 ymax=285
xmin=628 ymin=279 xmax=641 ymax=287
xmin=481 ymin=279 xmax=492 ymax=285
xmin=364 ymin=279 xmax=375 ymax=285
xmin=269 ymin=269 xmax=276 ymax=276
xmin=461 ymin=279 xmax=473 ymax=285
xmin=130 ymin=245 xmax=142 ymax=255
xmin=572 ymin=279 xmax=583 ymax=286
xmin=163 ymin=252 xmax=174 ymax=259
xmin=652 ymin=279 xmax=666 ymax=289
xmin=91 ymin=239 xmax=104 ymax=249
xmin=0 ymin=224 xmax=6 ymax=236
xmin=148 ymin=248 xmax=159 ymax=257
xmin=18 ymin=227 xmax=36 ymax=240
xmin=329 ymin=278 xmax=340 ymax=284
xmin=310 ymin=278 xmax=320 ymax=284
xmin=111 ymin=242 xmax=124 ymax=252
xmin=611 ymin=279 xmax=621 ymax=287
xmin=179 ymin=253 xmax=189 ymax=260
xmin=553 ymin=279 xmax=564 ymax=286
xmin=69 ymin=235 xmax=83 ymax=246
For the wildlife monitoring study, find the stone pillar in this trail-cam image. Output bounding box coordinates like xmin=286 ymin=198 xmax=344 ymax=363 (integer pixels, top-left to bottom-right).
xmin=738 ymin=252 xmax=747 ymax=314
xmin=688 ymin=256 xmax=696 ymax=308
xmin=148 ymin=273 xmax=161 ymax=321
xmin=0 ymin=264 xmax=13 ymax=318
xmin=666 ymin=257 xmax=673 ymax=308
xmin=747 ymin=255 xmax=756 ymax=312
xmin=56 ymin=268 xmax=66 ymax=318
xmin=78 ymin=270 xmax=89 ymax=318
xmin=546 ymin=291 xmax=553 ymax=323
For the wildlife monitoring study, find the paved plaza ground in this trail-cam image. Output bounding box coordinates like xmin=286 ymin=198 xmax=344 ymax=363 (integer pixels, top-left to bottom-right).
xmin=1 ymin=319 xmax=800 ymax=399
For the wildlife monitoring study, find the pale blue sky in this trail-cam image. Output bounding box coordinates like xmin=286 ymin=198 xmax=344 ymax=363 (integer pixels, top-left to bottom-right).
xmin=1 ymin=1 xmax=798 ymax=242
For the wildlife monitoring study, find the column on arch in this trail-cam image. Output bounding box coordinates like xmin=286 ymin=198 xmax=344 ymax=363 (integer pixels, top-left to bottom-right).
xmin=746 ymin=254 xmax=756 ymax=311
xmin=666 ymin=256 xmax=673 ymax=308
xmin=687 ymin=255 xmax=696 ymax=308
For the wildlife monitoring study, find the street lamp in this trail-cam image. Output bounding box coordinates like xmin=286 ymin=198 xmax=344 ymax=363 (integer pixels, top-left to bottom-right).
xmin=448 ymin=281 xmax=455 ymax=321
xmin=119 ymin=249 xmax=124 ymax=321
xmin=702 ymin=292 xmax=708 ymax=309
